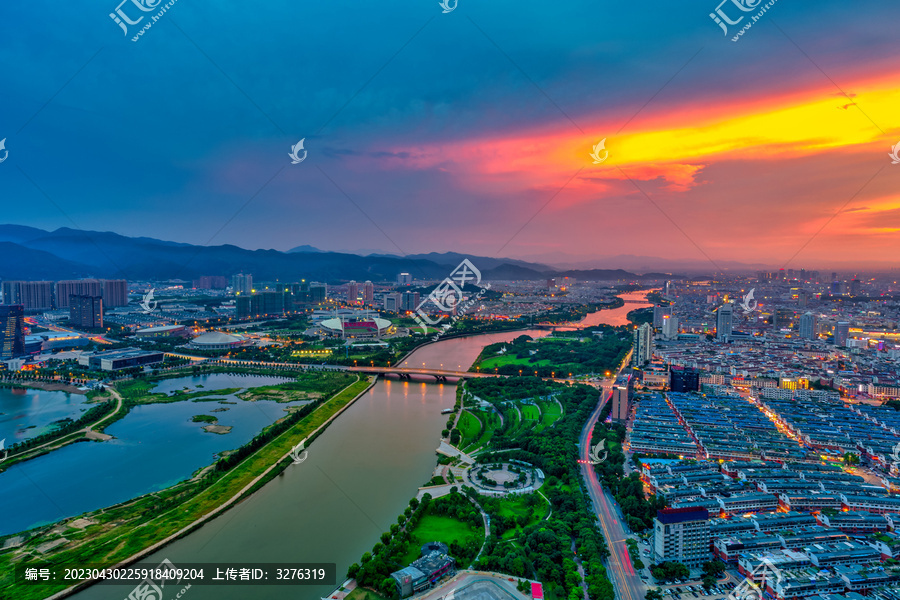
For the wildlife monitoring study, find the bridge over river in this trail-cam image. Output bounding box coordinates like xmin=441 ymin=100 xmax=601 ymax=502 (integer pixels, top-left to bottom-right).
xmin=201 ymin=357 xmax=503 ymax=382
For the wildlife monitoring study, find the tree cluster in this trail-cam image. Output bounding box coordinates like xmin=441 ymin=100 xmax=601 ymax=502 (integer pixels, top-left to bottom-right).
xmin=472 ymin=382 xmax=614 ymax=600
xmin=650 ymin=561 xmax=689 ymax=582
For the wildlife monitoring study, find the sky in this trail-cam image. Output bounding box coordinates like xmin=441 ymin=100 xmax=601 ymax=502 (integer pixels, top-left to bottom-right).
xmin=1 ymin=0 xmax=899 ymax=270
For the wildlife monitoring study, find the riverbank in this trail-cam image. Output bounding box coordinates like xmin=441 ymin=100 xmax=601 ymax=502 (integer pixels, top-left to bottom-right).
xmin=0 ymin=391 xmax=123 ymax=472
xmin=344 ymin=375 xmax=616 ymax=600
xmin=0 ymin=380 xmax=88 ymax=395
xmin=60 ymin=326 xmax=615 ymax=600
xmin=1 ymin=375 xmax=375 ymax=600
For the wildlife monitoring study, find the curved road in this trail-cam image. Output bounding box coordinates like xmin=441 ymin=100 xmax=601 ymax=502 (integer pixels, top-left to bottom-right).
xmin=578 ymin=355 xmax=645 ymax=600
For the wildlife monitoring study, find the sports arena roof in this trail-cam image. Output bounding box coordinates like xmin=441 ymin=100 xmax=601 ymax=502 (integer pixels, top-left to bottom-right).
xmin=189 ymin=331 xmax=247 ymax=347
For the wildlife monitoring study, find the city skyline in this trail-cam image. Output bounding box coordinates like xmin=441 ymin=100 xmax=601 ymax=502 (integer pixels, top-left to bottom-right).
xmin=6 ymin=4 xmax=900 ymax=600
xmin=0 ymin=1 xmax=898 ymax=268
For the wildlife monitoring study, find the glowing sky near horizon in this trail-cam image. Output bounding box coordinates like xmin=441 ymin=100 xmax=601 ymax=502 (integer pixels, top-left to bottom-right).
xmin=1 ymin=0 xmax=899 ymax=269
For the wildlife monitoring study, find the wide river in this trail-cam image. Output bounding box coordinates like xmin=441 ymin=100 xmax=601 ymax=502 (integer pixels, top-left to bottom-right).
xmin=68 ymin=292 xmax=651 ymax=600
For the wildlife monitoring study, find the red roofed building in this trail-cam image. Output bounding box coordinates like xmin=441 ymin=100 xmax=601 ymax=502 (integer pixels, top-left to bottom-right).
xmin=531 ymin=582 xmax=544 ymax=600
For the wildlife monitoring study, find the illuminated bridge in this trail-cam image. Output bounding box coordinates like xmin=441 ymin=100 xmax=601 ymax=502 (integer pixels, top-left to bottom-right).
xmin=207 ymin=358 xmax=499 ymax=382
xmin=206 ymin=359 xmax=573 ymax=383
xmin=345 ymin=365 xmax=500 ymax=382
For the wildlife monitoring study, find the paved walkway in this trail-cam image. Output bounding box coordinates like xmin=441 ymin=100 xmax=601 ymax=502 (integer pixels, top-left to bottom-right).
xmin=467 ymin=497 xmax=490 ymax=566
xmin=437 ymin=441 xmax=475 ymax=464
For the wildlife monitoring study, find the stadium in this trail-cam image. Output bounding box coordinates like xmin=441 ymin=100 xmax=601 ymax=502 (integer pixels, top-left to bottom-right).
xmin=319 ymin=315 xmax=393 ymax=339
xmin=186 ymin=331 xmax=251 ymax=350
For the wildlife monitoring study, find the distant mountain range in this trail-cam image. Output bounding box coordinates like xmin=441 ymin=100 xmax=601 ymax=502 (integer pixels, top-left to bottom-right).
xmin=0 ymin=225 xmax=682 ymax=283
xmin=514 ymin=251 xmax=766 ymax=273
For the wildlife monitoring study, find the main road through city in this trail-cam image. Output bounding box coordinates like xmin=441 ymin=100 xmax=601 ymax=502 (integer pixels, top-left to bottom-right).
xmin=579 ymin=355 xmax=645 ymax=600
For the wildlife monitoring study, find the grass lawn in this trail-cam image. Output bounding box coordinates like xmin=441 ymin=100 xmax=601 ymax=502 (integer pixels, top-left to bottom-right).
xmin=468 ymin=409 xmax=498 ymax=451
xmin=496 ymin=494 xmax=546 ymax=540
xmin=408 ymin=327 xmax=441 ymax=335
xmin=457 ymin=411 xmax=483 ymax=449
xmin=345 ymin=588 xmax=388 ymax=600
xmin=346 ymin=587 xmax=387 ymax=600
xmin=115 ymin=379 xmax=154 ymax=398
xmin=540 ymin=400 xmax=562 ymax=428
xmin=401 ymin=510 xmax=484 ymax=565
xmin=478 ymin=355 xmax=554 ymax=370
xmin=520 ymin=403 xmax=540 ymax=423
xmin=503 ymin=406 xmax=521 ymax=436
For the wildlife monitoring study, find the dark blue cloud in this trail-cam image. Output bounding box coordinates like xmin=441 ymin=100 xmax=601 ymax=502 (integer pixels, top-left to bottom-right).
xmin=0 ymin=0 xmax=897 ymax=257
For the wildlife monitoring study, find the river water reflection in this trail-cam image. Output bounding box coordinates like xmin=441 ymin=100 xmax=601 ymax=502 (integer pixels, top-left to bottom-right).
xmin=67 ymin=291 xmax=653 ymax=600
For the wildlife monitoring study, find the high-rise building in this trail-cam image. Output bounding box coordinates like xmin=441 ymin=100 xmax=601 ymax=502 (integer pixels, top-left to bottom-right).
xmin=236 ymin=292 xmax=286 ymax=319
xmin=670 ymin=367 xmax=700 ymax=392
xmin=397 ymin=273 xmax=412 ymax=286
xmin=835 ymin=321 xmax=850 ymax=346
xmin=193 ymin=276 xmax=228 ymax=290
xmin=401 ymin=291 xmax=421 ymax=312
xmin=799 ymin=312 xmax=817 ymax=340
xmin=653 ymin=507 xmax=710 ymax=567
xmin=716 ymin=303 xmax=733 ymax=341
xmin=56 ymin=279 xmax=103 ymax=308
xmin=285 ymin=281 xmax=310 ymax=304
xmin=0 ymin=304 xmax=25 ymax=359
xmin=797 ymin=289 xmax=810 ymax=308
xmin=309 ymin=284 xmax=327 ymax=304
xmin=232 ymin=273 xmax=253 ymax=295
xmin=346 ymin=281 xmax=359 ymax=305
xmin=363 ymin=281 xmax=374 ymax=305
xmin=1 ymin=281 xmax=55 ymax=310
xmin=69 ymin=295 xmax=103 ymax=329
xmin=383 ymin=293 xmax=402 ymax=312
xmin=610 ymin=374 xmax=633 ymax=422
xmin=850 ymin=279 xmax=861 ymax=297
xmin=652 ymin=305 xmax=672 ymax=328
xmin=661 ymin=314 xmax=679 ymax=340
xmin=830 ymin=281 xmax=842 ymax=295
xmin=632 ymin=323 xmax=653 ymax=366
xmin=101 ymin=279 xmax=128 ymax=307
xmin=773 ymin=308 xmax=795 ymax=330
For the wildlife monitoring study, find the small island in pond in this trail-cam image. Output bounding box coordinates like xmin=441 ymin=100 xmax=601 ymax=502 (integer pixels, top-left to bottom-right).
xmin=191 ymin=414 xmax=232 ymax=434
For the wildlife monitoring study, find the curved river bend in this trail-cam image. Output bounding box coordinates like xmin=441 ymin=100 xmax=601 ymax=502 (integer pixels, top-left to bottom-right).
xmin=71 ymin=292 xmax=651 ymax=600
